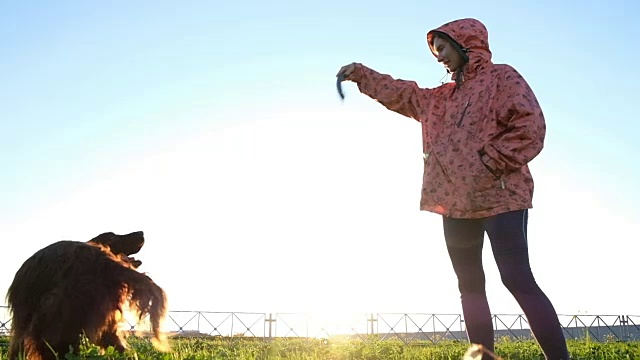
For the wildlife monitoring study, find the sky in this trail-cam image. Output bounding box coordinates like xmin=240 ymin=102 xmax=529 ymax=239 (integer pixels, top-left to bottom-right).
xmin=1 ymin=0 xmax=639 ymax=331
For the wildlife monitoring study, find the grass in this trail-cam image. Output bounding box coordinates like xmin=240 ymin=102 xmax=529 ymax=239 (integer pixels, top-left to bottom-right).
xmin=1 ymin=335 xmax=639 ymax=359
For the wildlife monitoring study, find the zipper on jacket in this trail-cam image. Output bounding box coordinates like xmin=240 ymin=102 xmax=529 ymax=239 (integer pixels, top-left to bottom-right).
xmin=456 ymin=100 xmax=470 ymax=127
xmin=500 ymin=178 xmax=505 ymax=189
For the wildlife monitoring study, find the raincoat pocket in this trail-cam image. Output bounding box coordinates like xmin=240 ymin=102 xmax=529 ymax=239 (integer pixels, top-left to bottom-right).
xmin=471 ymin=152 xmax=505 ymax=211
xmin=472 ymin=153 xmax=499 ymax=191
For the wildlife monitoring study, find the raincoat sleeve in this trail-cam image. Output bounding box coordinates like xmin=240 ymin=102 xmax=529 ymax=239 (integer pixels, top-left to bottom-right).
xmin=479 ymin=66 xmax=546 ymax=176
xmin=347 ymin=63 xmax=427 ymax=121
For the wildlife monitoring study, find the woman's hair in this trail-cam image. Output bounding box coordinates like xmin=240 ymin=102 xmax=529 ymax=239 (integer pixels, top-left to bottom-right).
xmin=427 ymin=32 xmax=442 ymax=54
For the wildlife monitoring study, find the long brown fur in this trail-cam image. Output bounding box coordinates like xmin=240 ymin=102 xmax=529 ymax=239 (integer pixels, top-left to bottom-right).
xmin=5 ymin=231 xmax=169 ymax=360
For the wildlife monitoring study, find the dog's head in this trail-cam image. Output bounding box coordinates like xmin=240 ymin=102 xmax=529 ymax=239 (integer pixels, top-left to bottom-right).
xmin=88 ymin=231 xmax=145 ymax=268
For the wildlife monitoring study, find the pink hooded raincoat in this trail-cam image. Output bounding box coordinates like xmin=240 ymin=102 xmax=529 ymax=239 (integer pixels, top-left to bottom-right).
xmin=346 ymin=18 xmax=546 ymax=219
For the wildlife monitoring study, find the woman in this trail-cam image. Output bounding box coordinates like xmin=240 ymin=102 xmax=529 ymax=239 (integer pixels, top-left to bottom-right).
xmin=336 ymin=18 xmax=569 ymax=360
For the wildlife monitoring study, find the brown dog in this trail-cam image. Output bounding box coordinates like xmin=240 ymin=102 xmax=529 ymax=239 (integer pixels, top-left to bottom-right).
xmin=5 ymin=231 xmax=169 ymax=360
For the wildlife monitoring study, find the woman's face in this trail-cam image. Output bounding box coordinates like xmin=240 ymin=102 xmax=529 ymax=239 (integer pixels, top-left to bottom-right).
xmin=432 ymin=36 xmax=464 ymax=72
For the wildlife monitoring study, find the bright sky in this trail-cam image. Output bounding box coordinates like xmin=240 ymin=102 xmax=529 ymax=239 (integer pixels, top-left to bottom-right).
xmin=2 ymin=0 xmax=639 ymax=327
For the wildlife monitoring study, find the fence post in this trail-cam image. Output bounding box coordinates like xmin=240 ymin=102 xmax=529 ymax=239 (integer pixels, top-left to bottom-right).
xmin=620 ymin=315 xmax=629 ymax=340
xmin=367 ymin=313 xmax=377 ymax=335
xmin=266 ymin=313 xmax=276 ymax=340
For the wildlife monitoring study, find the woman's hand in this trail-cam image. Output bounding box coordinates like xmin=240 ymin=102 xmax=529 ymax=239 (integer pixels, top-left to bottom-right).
xmin=336 ymin=62 xmax=357 ymax=79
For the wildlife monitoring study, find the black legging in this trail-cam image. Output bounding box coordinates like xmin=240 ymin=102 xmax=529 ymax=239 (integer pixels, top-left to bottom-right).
xmin=443 ymin=209 xmax=569 ymax=360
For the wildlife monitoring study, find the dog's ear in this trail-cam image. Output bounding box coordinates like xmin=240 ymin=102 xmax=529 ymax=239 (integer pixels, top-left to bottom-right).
xmin=88 ymin=232 xmax=118 ymax=246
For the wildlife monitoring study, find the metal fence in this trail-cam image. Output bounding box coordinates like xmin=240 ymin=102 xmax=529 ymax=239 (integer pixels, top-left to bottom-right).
xmin=1 ymin=306 xmax=638 ymax=343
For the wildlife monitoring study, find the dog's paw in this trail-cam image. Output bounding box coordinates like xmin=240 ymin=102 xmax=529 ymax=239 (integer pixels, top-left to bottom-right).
xmin=118 ymin=254 xmax=142 ymax=269
xmin=129 ymin=258 xmax=142 ymax=268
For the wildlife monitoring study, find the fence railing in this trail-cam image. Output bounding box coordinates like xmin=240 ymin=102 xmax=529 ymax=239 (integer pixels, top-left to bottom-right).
xmin=1 ymin=306 xmax=638 ymax=343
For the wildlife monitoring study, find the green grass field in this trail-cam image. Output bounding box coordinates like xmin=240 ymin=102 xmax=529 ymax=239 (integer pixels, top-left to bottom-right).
xmin=1 ymin=336 xmax=639 ymax=359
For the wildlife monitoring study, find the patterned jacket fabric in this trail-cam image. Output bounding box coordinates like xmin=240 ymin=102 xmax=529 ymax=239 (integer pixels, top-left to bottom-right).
xmin=347 ymin=18 xmax=546 ymax=219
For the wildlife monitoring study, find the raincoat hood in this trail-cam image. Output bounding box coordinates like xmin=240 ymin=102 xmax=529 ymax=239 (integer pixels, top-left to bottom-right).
xmin=426 ymin=18 xmax=492 ymax=82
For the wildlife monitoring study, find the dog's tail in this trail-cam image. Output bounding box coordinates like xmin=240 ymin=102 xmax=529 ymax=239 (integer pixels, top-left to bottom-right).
xmin=119 ymin=268 xmax=170 ymax=352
